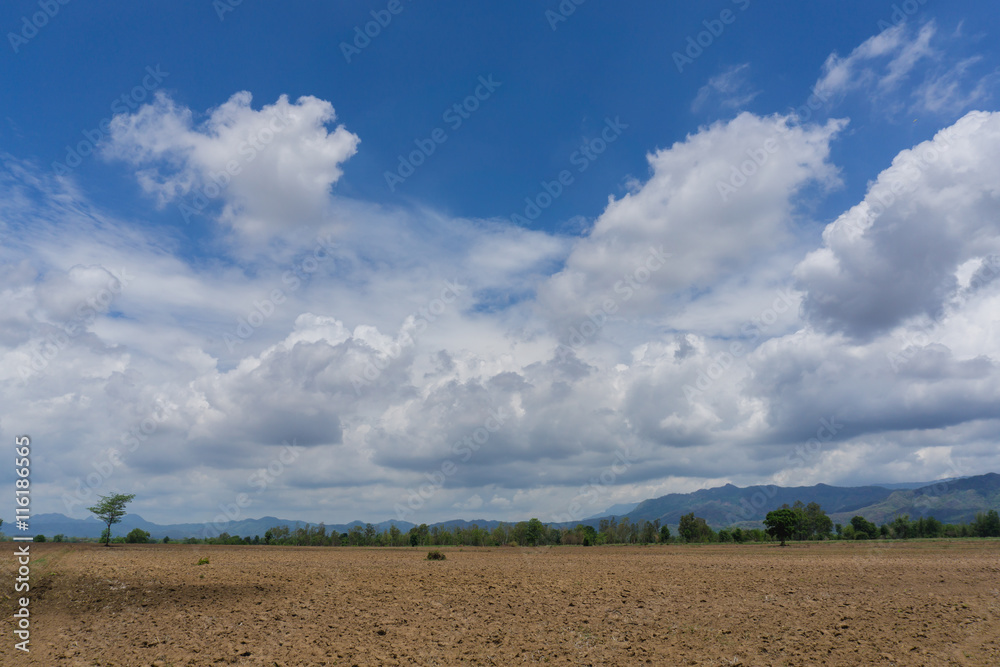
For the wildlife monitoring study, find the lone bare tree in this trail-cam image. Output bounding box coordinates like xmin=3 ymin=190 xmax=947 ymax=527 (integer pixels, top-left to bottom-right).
xmin=87 ymin=493 xmax=136 ymax=546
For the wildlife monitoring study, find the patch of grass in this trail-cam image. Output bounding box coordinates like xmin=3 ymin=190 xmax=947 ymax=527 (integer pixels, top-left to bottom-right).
xmin=426 ymin=550 xmax=446 ymax=561
xmin=197 ymin=557 xmax=210 ymax=566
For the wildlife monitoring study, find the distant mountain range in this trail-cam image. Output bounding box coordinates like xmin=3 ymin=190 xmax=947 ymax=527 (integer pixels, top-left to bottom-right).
xmin=6 ymin=473 xmax=998 ymax=539
xmin=621 ymin=473 xmax=999 ymax=529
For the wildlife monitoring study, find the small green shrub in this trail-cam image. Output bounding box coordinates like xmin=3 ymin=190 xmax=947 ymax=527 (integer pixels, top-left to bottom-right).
xmin=197 ymin=557 xmax=210 ymax=565
xmin=426 ymin=550 xmax=446 ymax=561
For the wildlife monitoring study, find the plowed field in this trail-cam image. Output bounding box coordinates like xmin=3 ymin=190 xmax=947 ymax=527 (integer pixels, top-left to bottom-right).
xmin=3 ymin=540 xmax=999 ymax=665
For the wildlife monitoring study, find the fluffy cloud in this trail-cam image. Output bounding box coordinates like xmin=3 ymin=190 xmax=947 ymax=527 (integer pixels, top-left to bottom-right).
xmin=538 ymin=111 xmax=845 ymax=338
xmin=795 ymin=110 xmax=1000 ymax=339
xmin=103 ymin=92 xmax=360 ymax=237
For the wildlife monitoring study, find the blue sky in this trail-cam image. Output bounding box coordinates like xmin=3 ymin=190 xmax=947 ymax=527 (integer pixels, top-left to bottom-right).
xmin=2 ymin=1 xmax=1000 ymax=525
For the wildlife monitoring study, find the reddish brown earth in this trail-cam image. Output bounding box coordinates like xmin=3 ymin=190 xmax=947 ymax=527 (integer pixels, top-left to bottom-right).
xmin=2 ymin=540 xmax=999 ymax=665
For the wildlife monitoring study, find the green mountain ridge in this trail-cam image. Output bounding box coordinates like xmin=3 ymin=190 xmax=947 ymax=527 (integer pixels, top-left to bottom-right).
xmin=622 ymin=473 xmax=1000 ymax=529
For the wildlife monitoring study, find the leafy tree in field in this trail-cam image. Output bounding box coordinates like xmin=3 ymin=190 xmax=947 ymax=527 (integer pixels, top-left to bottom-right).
xmin=779 ymin=501 xmax=833 ymax=540
xmin=576 ymin=524 xmax=597 ymax=546
xmin=33 ymin=534 xmax=46 ymax=542
xmin=921 ymin=516 xmax=943 ymax=538
xmin=126 ymin=528 xmax=150 ymax=543
xmin=972 ymin=510 xmax=1000 ymax=537
xmin=409 ymin=523 xmax=429 ymax=547
xmin=678 ymin=513 xmax=714 ymax=543
xmin=783 ymin=501 xmax=808 ymax=540
xmin=311 ymin=523 xmax=329 ymax=546
xmin=764 ymin=508 xmax=798 ymax=546
xmin=639 ymin=520 xmax=658 ymax=544
xmin=659 ymin=525 xmax=671 ymax=543
xmin=850 ymin=515 xmax=878 ymax=540
xmin=490 ymin=522 xmax=510 ymax=546
xmin=53 ymin=534 xmax=65 ymax=542
xmin=805 ymin=502 xmax=834 ymax=538
xmin=87 ymin=493 xmax=136 ymax=546
xmin=891 ymin=514 xmax=911 ymax=539
xmin=525 ymin=518 xmax=545 ymax=546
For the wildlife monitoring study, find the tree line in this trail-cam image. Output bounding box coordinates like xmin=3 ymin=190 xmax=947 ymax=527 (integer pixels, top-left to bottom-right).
xmin=13 ymin=496 xmax=998 ymax=546
xmin=132 ymin=506 xmax=1000 ymax=546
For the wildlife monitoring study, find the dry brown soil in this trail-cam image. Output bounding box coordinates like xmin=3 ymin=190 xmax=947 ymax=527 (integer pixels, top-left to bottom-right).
xmin=2 ymin=540 xmax=999 ymax=665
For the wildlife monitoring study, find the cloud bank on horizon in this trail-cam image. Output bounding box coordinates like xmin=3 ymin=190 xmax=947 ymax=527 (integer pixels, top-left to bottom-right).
xmin=1 ymin=3 xmax=998 ymax=526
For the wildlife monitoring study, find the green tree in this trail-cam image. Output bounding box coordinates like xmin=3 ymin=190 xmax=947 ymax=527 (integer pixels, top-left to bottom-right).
xmin=921 ymin=516 xmax=943 ymax=538
xmin=52 ymin=534 xmax=65 ymax=543
xmin=804 ymin=502 xmax=833 ymax=539
xmin=525 ymin=518 xmax=545 ymax=546
xmin=33 ymin=534 xmax=46 ymax=543
xmin=659 ymin=525 xmax=671 ymax=543
xmin=764 ymin=508 xmax=798 ymax=546
xmin=490 ymin=522 xmax=510 ymax=546
xmin=784 ymin=501 xmax=808 ymax=540
xmin=87 ymin=493 xmax=136 ymax=546
xmin=678 ymin=513 xmax=714 ymax=543
xmin=891 ymin=514 xmax=911 ymax=539
xmin=126 ymin=528 xmax=150 ymax=543
xmin=409 ymin=523 xmax=429 ymax=547
xmin=850 ymin=515 xmax=878 ymax=540
xmin=311 ymin=523 xmax=329 ymax=546
xmin=639 ymin=520 xmax=658 ymax=544
xmin=972 ymin=510 xmax=1000 ymax=537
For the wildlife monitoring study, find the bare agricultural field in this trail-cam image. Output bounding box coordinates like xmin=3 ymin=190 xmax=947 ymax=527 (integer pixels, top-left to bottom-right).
xmin=3 ymin=541 xmax=999 ymax=666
